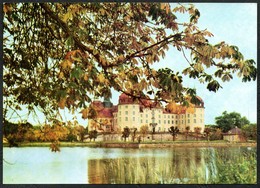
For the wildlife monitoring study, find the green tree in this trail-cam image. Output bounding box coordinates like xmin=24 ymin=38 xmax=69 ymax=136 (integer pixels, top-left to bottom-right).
xmin=122 ymin=127 xmax=130 ymax=142
xmin=168 ymin=126 xmax=179 ymax=141
xmin=140 ymin=125 xmax=149 ymax=141
xmin=3 ymin=3 xmax=256 ymax=142
xmin=215 ymin=111 xmax=250 ymax=133
xmin=241 ymin=123 xmax=257 ymax=141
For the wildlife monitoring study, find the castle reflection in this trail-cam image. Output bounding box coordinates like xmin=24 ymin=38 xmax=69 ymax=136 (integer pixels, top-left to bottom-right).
xmin=88 ymin=148 xmax=214 ymax=184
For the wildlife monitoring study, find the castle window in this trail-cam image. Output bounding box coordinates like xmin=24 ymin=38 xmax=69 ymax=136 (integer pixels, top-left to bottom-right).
xmin=141 ymin=120 xmax=143 ymax=123
xmin=159 ymin=120 xmax=161 ymax=124
xmin=168 ymin=120 xmax=170 ymax=124
xmin=172 ymin=115 xmax=174 ymax=119
xmin=164 ymin=120 xmax=166 ymax=124
xmin=176 ymin=120 xmax=178 ymax=124
xmin=133 ymin=117 xmax=135 ymax=121
xmin=125 ymin=111 xmax=128 ymax=115
xmin=146 ymin=120 xmax=148 ymax=123
xmin=125 ymin=117 xmax=128 ymax=121
xmin=194 ymin=114 xmax=196 ymax=117
xmin=187 ymin=114 xmax=190 ymax=118
xmin=133 ymin=111 xmax=135 ymax=115
xmin=172 ymin=120 xmax=174 ymax=124
xmin=194 ymin=119 xmax=196 ymax=123
xmin=188 ymin=119 xmax=190 ymax=123
xmin=146 ymin=114 xmax=148 ymax=118
xmin=200 ymin=119 xmax=202 ymax=123
xmin=125 ymin=106 xmax=128 ymax=109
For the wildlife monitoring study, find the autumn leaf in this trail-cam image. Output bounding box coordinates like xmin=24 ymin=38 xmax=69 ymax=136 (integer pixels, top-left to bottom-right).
xmin=60 ymin=59 xmax=72 ymax=70
xmin=58 ymin=97 xmax=66 ymax=109
xmin=81 ymin=108 xmax=89 ymax=119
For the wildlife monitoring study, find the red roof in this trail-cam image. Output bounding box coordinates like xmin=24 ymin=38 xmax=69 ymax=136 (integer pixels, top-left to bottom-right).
xmin=98 ymin=108 xmax=113 ymax=118
xmin=223 ymin=127 xmax=242 ymax=135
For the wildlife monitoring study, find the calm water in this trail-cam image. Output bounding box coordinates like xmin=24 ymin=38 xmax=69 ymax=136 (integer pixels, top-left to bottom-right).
xmin=3 ymin=146 xmax=256 ymax=184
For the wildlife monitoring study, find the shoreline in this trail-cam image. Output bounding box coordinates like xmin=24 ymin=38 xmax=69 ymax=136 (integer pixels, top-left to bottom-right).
xmin=3 ymin=141 xmax=256 ymax=148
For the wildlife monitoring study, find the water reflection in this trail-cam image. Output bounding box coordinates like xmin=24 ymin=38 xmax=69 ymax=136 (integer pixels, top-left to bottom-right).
xmin=88 ymin=148 xmax=205 ymax=184
xmin=88 ymin=147 xmax=256 ymax=184
xmin=3 ymin=147 xmax=256 ymax=184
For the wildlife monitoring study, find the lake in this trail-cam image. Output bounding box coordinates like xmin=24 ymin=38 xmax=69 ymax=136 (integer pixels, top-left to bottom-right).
xmin=3 ymin=146 xmax=256 ymax=184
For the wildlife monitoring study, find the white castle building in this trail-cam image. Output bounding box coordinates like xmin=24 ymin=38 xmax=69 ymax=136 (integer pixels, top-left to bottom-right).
xmin=88 ymin=93 xmax=205 ymax=133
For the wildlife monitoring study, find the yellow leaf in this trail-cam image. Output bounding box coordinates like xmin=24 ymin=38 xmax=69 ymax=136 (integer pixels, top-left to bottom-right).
xmin=99 ymin=56 xmax=107 ymax=66
xmin=81 ymin=108 xmax=89 ymax=120
xmin=62 ymin=11 xmax=73 ymax=23
xmin=58 ymin=72 xmax=64 ymax=79
xmin=118 ymin=55 xmax=124 ymax=62
xmin=58 ymin=97 xmax=66 ymax=109
xmin=132 ymin=58 xmax=138 ymax=65
xmin=60 ymin=59 xmax=72 ymax=69
xmin=93 ymin=49 xmax=98 ymax=55
xmin=97 ymin=73 xmax=105 ymax=83
xmin=84 ymin=74 xmax=88 ymax=81
xmin=3 ymin=4 xmax=12 ymax=14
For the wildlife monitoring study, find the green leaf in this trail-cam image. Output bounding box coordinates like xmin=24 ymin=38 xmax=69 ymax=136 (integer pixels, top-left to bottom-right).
xmin=65 ymin=36 xmax=74 ymax=48
xmin=207 ymin=80 xmax=222 ymax=92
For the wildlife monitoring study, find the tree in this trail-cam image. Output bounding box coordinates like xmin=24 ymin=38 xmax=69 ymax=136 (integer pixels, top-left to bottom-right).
xmin=241 ymin=123 xmax=257 ymax=141
xmin=203 ymin=127 xmax=211 ymax=141
xmin=122 ymin=127 xmax=130 ymax=142
xmin=131 ymin=128 xmax=138 ymax=142
xmin=89 ymin=130 xmax=98 ymax=142
xmin=215 ymin=111 xmax=250 ymax=133
xmin=140 ymin=125 xmax=149 ymax=141
xmin=184 ymin=126 xmax=190 ymax=141
xmin=168 ymin=126 xmax=179 ymax=141
xmin=194 ymin=127 xmax=201 ymax=141
xmin=75 ymin=125 xmax=88 ymax=142
xmin=209 ymin=128 xmax=223 ymax=141
xmin=3 ymin=3 xmax=256 ymax=141
xmin=3 ymin=119 xmax=33 ymax=146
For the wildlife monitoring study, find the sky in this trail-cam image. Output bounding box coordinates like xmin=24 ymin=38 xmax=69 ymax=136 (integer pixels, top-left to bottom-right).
xmin=7 ymin=3 xmax=257 ymax=126
xmin=109 ymin=3 xmax=257 ymax=125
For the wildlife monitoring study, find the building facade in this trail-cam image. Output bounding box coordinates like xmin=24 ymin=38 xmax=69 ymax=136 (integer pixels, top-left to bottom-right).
xmin=88 ymin=93 xmax=205 ymax=133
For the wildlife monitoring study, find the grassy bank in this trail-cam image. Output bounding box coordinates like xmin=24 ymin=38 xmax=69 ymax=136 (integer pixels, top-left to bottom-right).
xmin=3 ymin=140 xmax=256 ymax=148
xmin=3 ymin=141 xmax=102 ymax=147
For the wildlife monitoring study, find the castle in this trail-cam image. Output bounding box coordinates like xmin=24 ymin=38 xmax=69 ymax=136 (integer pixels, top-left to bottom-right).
xmin=88 ymin=93 xmax=205 ymax=133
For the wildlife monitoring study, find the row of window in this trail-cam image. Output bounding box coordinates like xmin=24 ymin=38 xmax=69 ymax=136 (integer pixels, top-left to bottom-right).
xmin=116 ymin=117 xmax=203 ymax=124
xmin=117 ymin=111 xmax=203 ymax=118
xmin=118 ymin=105 xmax=138 ymax=109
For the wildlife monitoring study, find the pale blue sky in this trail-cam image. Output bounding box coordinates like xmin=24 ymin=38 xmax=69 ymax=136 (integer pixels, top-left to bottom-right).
xmin=7 ymin=3 xmax=257 ymax=126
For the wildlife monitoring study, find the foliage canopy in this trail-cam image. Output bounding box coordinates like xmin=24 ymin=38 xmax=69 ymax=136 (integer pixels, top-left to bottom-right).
xmin=215 ymin=111 xmax=250 ymax=133
xmin=3 ymin=3 xmax=256 ymax=122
